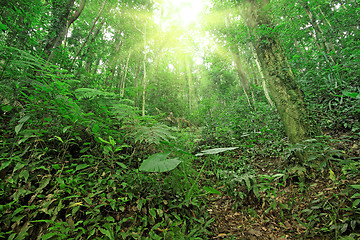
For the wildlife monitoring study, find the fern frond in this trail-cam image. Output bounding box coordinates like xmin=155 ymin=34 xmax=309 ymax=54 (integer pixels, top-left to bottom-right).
xmin=0 ymin=46 xmax=47 ymax=71
xmin=133 ymin=124 xmax=176 ymax=144
xmin=75 ymin=88 xmax=116 ymax=100
xmin=111 ymin=103 xmax=137 ymax=121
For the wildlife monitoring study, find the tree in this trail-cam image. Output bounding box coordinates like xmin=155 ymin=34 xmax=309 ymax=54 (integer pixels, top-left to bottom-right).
xmin=44 ymin=0 xmax=86 ymax=61
xmin=241 ymin=0 xmax=318 ymax=145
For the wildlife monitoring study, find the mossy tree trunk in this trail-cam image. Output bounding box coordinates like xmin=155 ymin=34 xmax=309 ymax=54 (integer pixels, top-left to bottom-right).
xmin=243 ymin=0 xmax=318 ymax=144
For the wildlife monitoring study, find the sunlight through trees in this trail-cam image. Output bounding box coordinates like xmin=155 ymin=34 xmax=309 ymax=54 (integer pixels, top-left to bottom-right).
xmin=0 ymin=0 xmax=359 ymax=239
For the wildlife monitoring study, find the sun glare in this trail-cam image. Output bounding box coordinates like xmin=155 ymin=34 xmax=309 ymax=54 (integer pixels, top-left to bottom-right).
xmin=172 ymin=0 xmax=204 ymax=26
xmin=154 ymin=0 xmax=210 ymax=30
xmin=150 ymin=0 xmax=221 ymax=67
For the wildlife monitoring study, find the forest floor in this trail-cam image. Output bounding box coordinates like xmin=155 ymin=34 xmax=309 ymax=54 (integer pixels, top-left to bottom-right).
xmin=1 ymin=116 xmax=359 ymax=240
xmin=202 ymin=131 xmax=360 ymax=239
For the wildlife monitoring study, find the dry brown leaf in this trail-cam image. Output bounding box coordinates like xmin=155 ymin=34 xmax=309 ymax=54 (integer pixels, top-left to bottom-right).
xmin=248 ymin=228 xmax=262 ymax=237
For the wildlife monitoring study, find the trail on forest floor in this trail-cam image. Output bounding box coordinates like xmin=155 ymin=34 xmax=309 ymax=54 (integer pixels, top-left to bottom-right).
xmin=201 ymin=133 xmax=360 ymax=239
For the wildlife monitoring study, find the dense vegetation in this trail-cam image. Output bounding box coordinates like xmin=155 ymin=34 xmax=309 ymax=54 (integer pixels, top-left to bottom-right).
xmin=0 ymin=0 xmax=359 ymax=239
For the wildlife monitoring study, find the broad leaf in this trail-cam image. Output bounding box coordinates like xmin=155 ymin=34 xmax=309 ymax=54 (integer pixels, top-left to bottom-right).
xmin=139 ymin=152 xmax=182 ymax=172
xmin=1 ymin=105 xmax=12 ymax=112
xmin=195 ymin=147 xmax=238 ymax=156
xmin=203 ymin=187 xmax=222 ymax=195
xmin=343 ymin=91 xmax=360 ymax=99
xmin=75 ymin=164 xmax=89 ymax=172
xmin=15 ymin=123 xmax=24 ymax=135
xmin=350 ymin=185 xmax=360 ymax=190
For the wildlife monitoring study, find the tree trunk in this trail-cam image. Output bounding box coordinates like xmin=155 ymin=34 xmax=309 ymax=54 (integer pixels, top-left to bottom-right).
xmin=185 ymin=57 xmax=193 ymax=112
xmin=248 ymin=40 xmax=274 ymax=108
xmin=105 ymin=38 xmax=123 ymax=86
xmin=232 ymin=49 xmax=253 ymax=108
xmin=45 ymin=0 xmax=86 ymax=61
xmin=243 ymin=0 xmax=318 ymax=144
xmin=120 ymin=50 xmax=132 ymax=97
xmin=85 ymin=19 xmax=105 ymax=72
xmin=133 ymin=60 xmax=141 ymax=107
xmin=72 ymin=0 xmax=107 ymax=65
xmin=142 ymin=24 xmax=147 ymax=116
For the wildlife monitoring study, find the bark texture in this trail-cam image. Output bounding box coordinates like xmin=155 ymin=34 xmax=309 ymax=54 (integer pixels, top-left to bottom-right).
xmin=243 ymin=0 xmax=316 ymax=144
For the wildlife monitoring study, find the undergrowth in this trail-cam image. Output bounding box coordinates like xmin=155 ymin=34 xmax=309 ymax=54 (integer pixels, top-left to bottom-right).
xmin=1 ymin=46 xmax=359 ymax=240
xmin=0 ymin=48 xmax=212 ymax=239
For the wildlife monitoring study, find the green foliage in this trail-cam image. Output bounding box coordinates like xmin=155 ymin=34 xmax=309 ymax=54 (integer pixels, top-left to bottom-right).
xmin=285 ymin=135 xmax=346 ymax=171
xmin=1 ymin=0 xmax=359 ymax=239
xmin=132 ymin=123 xmax=176 ymax=145
xmin=75 ymin=88 xmax=117 ymax=100
xmin=0 ymin=46 xmax=213 ymax=239
xmin=0 ymin=151 xmax=211 ymax=239
xmin=139 ymin=152 xmax=182 ymax=172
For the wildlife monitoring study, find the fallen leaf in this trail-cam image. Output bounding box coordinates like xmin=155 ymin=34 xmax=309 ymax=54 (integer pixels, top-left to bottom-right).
xmin=216 ymin=233 xmax=228 ymax=238
xmin=248 ymin=228 xmax=262 ymax=237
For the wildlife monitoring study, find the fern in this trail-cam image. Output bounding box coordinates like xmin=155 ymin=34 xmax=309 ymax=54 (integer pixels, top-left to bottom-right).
xmin=111 ymin=101 xmax=137 ymax=122
xmin=0 ymin=46 xmax=47 ymax=71
xmin=75 ymin=88 xmax=116 ymax=100
xmin=133 ymin=124 xmax=175 ymax=144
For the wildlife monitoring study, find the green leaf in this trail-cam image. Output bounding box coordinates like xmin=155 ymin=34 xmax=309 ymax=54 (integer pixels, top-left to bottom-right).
xmin=41 ymin=232 xmax=58 ymax=240
xmin=54 ymin=136 xmax=63 ymax=143
xmin=0 ymin=201 xmax=15 ymax=213
xmin=75 ymin=164 xmax=89 ymax=172
xmin=98 ymin=137 xmax=110 ymax=144
xmin=52 ymin=164 xmax=60 ymax=170
xmin=15 ymin=123 xmax=24 ymax=135
xmin=115 ymin=144 xmax=131 ymax=152
xmin=139 ymin=152 xmax=182 ymax=172
xmin=109 ymin=136 xmax=116 ymax=146
xmin=13 ymin=162 xmax=26 ymax=172
xmin=116 ymin=162 xmax=128 ymax=169
xmin=63 ymin=126 xmax=71 ymax=133
xmin=99 ymin=228 xmax=113 ymax=240
xmin=149 ymin=208 xmax=157 ymax=218
xmin=18 ymin=115 xmax=30 ymax=124
xmin=37 ymin=176 xmax=51 ymax=192
xmin=350 ymin=185 xmax=360 ymax=190
xmin=0 ymin=23 xmax=8 ymax=31
xmin=353 ymin=199 xmax=360 ymax=208
xmin=8 ymin=233 xmax=16 ymax=240
xmin=0 ymin=160 xmax=12 ymax=171
xmin=329 ymin=169 xmax=336 ymax=182
xmin=343 ymin=91 xmax=360 ymax=99
xmin=1 ymin=105 xmax=12 ymax=112
xmin=203 ymin=186 xmax=222 ymax=195
xmin=195 ymin=147 xmax=238 ymax=156
xmin=80 ymin=147 xmax=90 ymax=153
xmin=19 ymin=170 xmax=29 ymax=182
xmin=351 ymin=193 xmax=360 ymax=198
xmin=92 ymin=123 xmax=99 ymax=133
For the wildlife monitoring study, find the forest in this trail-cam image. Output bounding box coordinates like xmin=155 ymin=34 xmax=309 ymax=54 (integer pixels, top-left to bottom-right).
xmin=0 ymin=0 xmax=359 ymax=239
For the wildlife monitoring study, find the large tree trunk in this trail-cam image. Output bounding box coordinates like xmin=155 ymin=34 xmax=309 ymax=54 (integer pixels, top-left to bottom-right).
xmin=243 ymin=0 xmax=318 ymax=144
